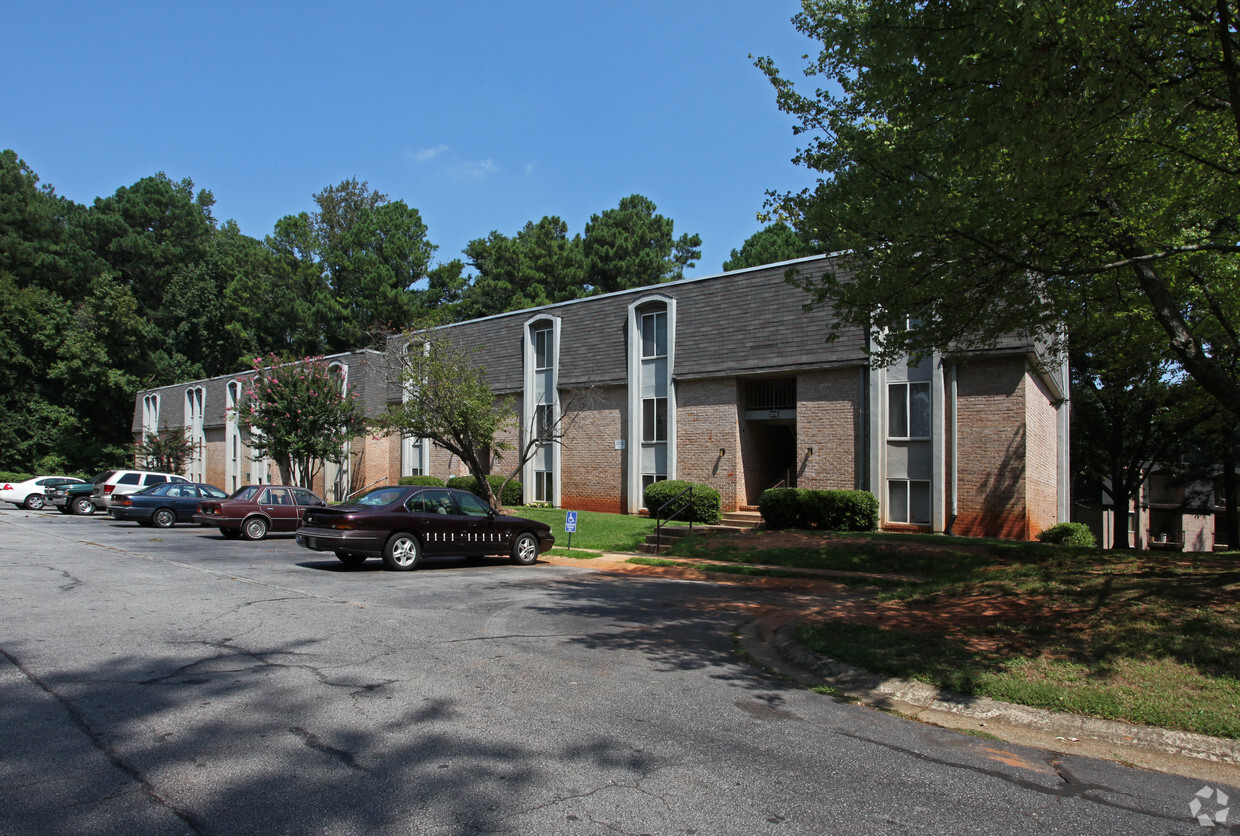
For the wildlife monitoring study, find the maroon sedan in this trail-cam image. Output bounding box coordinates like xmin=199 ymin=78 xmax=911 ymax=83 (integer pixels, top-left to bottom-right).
xmin=294 ymin=485 xmax=555 ymax=570
xmin=194 ymin=484 xmax=326 ymax=540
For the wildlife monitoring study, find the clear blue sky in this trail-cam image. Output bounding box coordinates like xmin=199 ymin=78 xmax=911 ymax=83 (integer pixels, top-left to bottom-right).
xmin=3 ymin=1 xmax=821 ymax=276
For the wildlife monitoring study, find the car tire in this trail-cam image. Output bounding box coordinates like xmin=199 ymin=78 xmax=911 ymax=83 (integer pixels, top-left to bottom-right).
xmin=152 ymin=508 xmax=176 ymax=529
xmin=23 ymin=494 xmax=46 ymax=510
xmin=382 ymin=533 xmax=421 ymax=571
xmin=72 ymin=496 xmax=96 ymax=516
xmin=335 ymin=551 xmax=368 ymax=567
xmin=242 ymin=516 xmax=269 ymax=541
xmin=510 ymin=532 xmax=539 ymax=565
xmin=221 ymin=527 xmax=243 ymax=539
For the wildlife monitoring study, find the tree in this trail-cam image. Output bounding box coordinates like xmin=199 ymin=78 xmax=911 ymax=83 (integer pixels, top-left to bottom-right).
xmin=723 ymin=221 xmax=820 ymax=271
xmin=459 ymin=216 xmax=585 ymax=319
xmin=379 ymin=329 xmax=592 ymax=511
xmin=582 ymin=195 xmax=702 ymax=294
xmin=134 ymin=428 xmax=199 ymax=474
xmin=758 ymin=0 xmax=1240 ymax=418
xmin=379 ymin=330 xmax=516 ymax=509
xmin=1069 ymin=299 xmax=1184 ymax=548
xmin=235 ymin=355 xmax=368 ymax=489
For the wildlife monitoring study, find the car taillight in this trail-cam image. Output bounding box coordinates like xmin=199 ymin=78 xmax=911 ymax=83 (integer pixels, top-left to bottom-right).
xmin=2 ymin=484 xmax=11 ymax=491
xmin=329 ymin=521 xmax=356 ymax=531
xmin=104 ymin=485 xmax=116 ymax=494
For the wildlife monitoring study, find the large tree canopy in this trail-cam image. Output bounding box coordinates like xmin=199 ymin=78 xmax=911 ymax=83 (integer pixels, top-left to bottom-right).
xmin=582 ymin=194 xmax=702 ymax=294
xmin=760 ymin=0 xmax=1240 ymax=417
xmin=459 ymin=216 xmax=585 ymax=320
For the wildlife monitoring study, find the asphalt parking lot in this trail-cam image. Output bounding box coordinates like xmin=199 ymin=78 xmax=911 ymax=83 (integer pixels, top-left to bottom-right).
xmin=2 ymin=506 xmax=1234 ymax=835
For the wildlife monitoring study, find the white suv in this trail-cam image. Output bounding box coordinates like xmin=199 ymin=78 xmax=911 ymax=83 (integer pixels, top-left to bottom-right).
xmin=91 ymin=470 xmax=189 ymax=510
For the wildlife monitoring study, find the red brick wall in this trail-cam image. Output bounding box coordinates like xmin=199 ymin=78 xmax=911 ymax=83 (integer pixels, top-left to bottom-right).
xmin=1023 ymin=371 xmax=1061 ymax=536
xmin=952 ymin=357 xmax=1031 ymax=539
xmin=796 ymin=368 xmax=860 ymax=491
xmin=676 ymin=378 xmax=743 ymax=511
xmin=561 ymin=385 xmax=627 ymax=513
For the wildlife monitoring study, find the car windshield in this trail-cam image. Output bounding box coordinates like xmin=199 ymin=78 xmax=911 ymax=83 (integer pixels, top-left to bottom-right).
xmin=349 ymin=487 xmax=405 ymax=508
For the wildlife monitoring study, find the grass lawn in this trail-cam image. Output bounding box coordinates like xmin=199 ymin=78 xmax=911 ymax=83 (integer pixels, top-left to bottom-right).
xmin=511 ymin=506 xmax=685 ymax=552
xmin=673 ymin=528 xmax=1240 ymax=739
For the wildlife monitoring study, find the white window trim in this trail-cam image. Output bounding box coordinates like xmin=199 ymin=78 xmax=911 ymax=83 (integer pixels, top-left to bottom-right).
xmin=522 ymin=315 xmax=561 ymax=507
xmin=626 ymin=295 xmax=676 ymax=513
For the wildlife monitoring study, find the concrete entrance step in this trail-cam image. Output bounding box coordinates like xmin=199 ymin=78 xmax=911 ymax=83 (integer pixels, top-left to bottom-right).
xmin=721 ymin=511 xmax=763 ymax=529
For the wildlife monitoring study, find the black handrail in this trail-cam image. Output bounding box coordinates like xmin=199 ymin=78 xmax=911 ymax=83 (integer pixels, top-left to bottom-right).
xmin=653 ymin=485 xmax=694 ymax=555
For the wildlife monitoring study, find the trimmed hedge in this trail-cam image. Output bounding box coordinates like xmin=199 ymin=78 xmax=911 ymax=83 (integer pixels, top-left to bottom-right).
xmin=1036 ymin=522 xmax=1097 ymax=548
xmin=758 ymin=488 xmax=879 ymax=532
xmin=643 ymin=479 xmax=721 ymax=524
xmin=398 ymin=475 xmax=446 ymax=487
xmin=447 ymin=475 xmax=523 ymax=506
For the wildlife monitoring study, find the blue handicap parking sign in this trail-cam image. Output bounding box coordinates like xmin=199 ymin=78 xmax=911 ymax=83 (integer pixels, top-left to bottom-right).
xmin=565 ymin=511 xmax=578 ymax=533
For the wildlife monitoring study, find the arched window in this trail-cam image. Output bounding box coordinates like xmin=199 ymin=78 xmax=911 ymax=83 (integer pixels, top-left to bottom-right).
xmin=184 ymin=386 xmax=206 ymax=481
xmin=324 ymin=361 xmax=351 ymax=501
xmin=142 ymin=393 xmax=160 ymax=437
xmin=523 ymin=316 xmax=561 ymax=505
xmin=626 ymin=296 xmax=676 ymax=512
xmin=226 ymin=380 xmax=244 ymax=492
xmin=401 ymin=342 xmax=430 ymax=478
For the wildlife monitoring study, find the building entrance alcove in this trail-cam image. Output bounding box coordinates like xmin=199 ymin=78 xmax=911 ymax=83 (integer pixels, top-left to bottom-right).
xmin=741 ymin=377 xmax=797 ymax=506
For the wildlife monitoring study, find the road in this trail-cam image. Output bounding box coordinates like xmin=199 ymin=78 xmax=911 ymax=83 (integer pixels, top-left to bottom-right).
xmin=0 ymin=508 xmax=1233 ymax=835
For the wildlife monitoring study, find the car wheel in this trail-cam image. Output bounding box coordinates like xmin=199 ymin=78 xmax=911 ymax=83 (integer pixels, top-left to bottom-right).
xmin=510 ymin=532 xmax=539 ymax=565
xmin=72 ymin=496 xmax=96 ymax=515
xmin=23 ymin=494 xmax=46 ymax=510
xmin=335 ymin=551 xmax=368 ymax=567
xmin=152 ymin=508 xmax=176 ymax=529
xmin=382 ymin=533 xmax=421 ymax=571
xmin=221 ymin=527 xmax=243 ymax=539
xmin=242 ymin=516 xmax=269 ymax=541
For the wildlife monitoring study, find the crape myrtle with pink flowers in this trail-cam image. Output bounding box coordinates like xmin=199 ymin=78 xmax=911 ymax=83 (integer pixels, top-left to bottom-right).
xmin=233 ymin=354 xmax=368 ymax=489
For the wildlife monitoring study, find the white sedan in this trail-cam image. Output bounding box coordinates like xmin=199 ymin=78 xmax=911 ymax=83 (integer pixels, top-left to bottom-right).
xmin=1 ymin=476 xmax=84 ymax=510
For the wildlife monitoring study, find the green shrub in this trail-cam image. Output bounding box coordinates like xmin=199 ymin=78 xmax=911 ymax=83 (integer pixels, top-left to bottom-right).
xmin=643 ymin=479 xmax=721 ymax=524
xmin=759 ymin=488 xmax=879 ymax=532
xmin=758 ymin=488 xmax=804 ymax=529
xmin=816 ymin=489 xmax=879 ymax=532
xmin=448 ymin=474 xmax=523 ymax=506
xmin=1037 ymin=522 xmax=1097 ymax=548
xmin=0 ymin=472 xmax=36 ymax=484
xmin=398 ymin=475 xmax=445 ymax=487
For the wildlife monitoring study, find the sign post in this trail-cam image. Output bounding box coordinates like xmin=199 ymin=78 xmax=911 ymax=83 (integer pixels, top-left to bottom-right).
xmin=564 ymin=510 xmax=578 ymax=550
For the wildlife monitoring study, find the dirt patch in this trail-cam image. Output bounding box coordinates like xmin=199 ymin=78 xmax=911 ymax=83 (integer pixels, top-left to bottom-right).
xmin=803 ymin=594 xmax=1091 ymax=655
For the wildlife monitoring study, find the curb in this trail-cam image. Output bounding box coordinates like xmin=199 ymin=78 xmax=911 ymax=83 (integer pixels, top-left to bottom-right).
xmin=739 ymin=613 xmax=1240 ymax=784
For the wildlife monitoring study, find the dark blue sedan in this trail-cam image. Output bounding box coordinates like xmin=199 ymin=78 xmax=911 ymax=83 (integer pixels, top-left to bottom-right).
xmin=109 ymin=482 xmax=228 ymax=528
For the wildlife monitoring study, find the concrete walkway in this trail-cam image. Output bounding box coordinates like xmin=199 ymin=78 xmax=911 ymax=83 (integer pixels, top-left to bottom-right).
xmin=542 ymin=548 xmax=1240 ymax=786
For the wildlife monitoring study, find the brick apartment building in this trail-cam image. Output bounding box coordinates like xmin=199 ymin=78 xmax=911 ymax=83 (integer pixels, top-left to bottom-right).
xmin=133 ymin=255 xmax=1070 ymax=538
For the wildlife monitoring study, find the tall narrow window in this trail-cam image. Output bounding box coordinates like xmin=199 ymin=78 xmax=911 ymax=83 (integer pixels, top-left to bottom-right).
xmin=524 ymin=317 xmax=560 ymax=506
xmin=325 ymin=362 xmax=350 ymax=501
xmin=888 ymin=480 xmax=931 ymax=525
xmin=142 ymin=394 xmax=160 ymax=437
xmin=185 ymin=386 xmax=206 ymax=482
xmin=641 ymin=311 xmax=667 ymax=359
xmin=533 ymin=327 xmax=553 ymax=370
xmin=888 ymin=381 xmax=931 ymax=439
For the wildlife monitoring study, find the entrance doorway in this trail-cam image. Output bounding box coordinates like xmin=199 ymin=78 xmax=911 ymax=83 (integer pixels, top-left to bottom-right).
xmin=740 ymin=377 xmax=798 ymax=506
